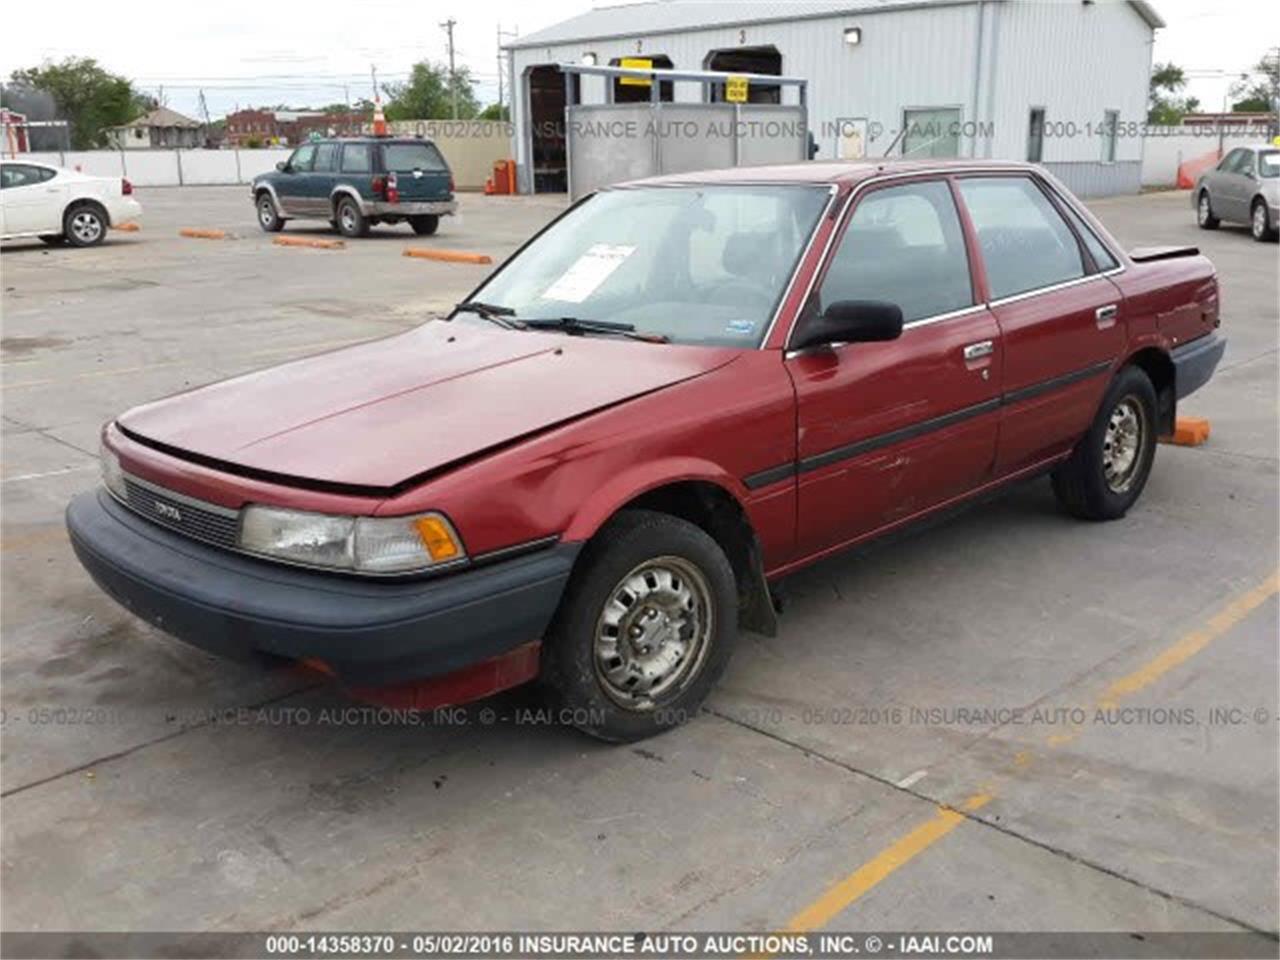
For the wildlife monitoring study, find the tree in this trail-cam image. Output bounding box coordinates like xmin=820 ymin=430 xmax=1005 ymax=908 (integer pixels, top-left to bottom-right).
xmin=1147 ymin=61 xmax=1199 ymax=125
xmin=382 ymin=61 xmax=480 ymax=120
xmin=1230 ymin=49 xmax=1279 ymax=114
xmin=8 ymin=57 xmax=150 ymax=148
xmin=477 ymin=102 xmax=509 ymax=121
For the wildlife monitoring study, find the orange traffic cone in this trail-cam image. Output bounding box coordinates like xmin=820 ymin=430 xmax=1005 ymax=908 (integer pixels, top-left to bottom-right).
xmin=373 ymin=97 xmax=388 ymax=136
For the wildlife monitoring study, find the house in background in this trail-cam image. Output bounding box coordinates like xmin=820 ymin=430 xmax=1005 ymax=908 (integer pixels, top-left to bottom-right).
xmin=108 ymin=107 xmax=206 ymax=149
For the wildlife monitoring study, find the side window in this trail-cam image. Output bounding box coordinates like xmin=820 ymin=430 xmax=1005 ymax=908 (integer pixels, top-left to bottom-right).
xmin=957 ymin=177 xmax=1085 ymax=300
xmin=312 ymin=143 xmax=339 ymax=173
xmin=34 ymin=167 xmax=57 ymax=183
xmin=289 ymin=144 xmax=316 ymax=171
xmin=819 ymin=180 xmax=973 ymax=323
xmin=1217 ymin=149 xmax=1241 ymax=172
xmin=1055 ymin=197 xmax=1118 ymax=272
xmin=1235 ymin=151 xmax=1256 ymax=176
xmin=341 ymin=143 xmax=372 ymax=173
xmin=1 ymin=164 xmax=41 ymax=189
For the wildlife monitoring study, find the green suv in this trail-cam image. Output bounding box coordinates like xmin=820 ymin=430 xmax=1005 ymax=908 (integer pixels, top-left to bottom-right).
xmin=252 ymin=137 xmax=457 ymax=238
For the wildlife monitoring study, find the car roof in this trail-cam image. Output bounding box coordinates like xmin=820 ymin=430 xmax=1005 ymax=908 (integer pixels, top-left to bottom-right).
xmin=315 ymin=136 xmax=437 ymax=145
xmin=613 ymin=158 xmax=1047 ymax=189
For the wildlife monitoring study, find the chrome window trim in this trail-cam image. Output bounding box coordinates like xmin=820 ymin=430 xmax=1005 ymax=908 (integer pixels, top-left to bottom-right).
xmin=987 ymin=266 xmax=1124 ymax=308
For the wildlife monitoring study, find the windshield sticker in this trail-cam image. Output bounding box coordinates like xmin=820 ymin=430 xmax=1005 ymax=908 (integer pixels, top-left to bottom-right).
xmin=541 ymin=244 xmax=636 ymax=303
xmin=726 ymin=319 xmax=756 ymax=335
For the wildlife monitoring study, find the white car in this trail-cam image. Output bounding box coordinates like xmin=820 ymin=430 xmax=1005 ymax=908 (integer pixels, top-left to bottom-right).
xmin=0 ymin=161 xmax=142 ymax=247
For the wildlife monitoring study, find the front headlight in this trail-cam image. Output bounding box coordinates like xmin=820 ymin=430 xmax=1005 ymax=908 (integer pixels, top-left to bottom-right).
xmin=100 ymin=441 xmax=127 ymax=500
xmin=238 ymin=505 xmax=465 ymax=574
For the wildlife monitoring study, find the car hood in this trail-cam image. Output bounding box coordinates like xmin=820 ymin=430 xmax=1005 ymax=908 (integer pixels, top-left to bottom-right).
xmin=118 ymin=322 xmax=740 ymax=491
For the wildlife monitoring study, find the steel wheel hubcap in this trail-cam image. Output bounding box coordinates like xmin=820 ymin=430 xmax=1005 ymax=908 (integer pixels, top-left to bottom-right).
xmin=1102 ymin=396 xmax=1145 ymax=493
xmin=1199 ymin=196 xmax=1209 ymax=222
xmin=341 ymin=207 xmax=356 ymax=231
xmin=593 ymin=556 xmax=713 ymax=710
xmin=259 ymin=200 xmax=274 ymax=224
xmin=72 ymin=211 xmax=102 ymax=242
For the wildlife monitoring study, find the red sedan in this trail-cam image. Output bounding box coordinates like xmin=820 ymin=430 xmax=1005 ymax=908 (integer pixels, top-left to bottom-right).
xmin=67 ymin=160 xmax=1224 ymax=742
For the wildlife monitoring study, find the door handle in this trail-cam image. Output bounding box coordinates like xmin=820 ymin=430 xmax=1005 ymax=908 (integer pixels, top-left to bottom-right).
xmin=1096 ymin=304 xmax=1118 ymax=328
xmin=963 ymin=340 xmax=994 ymax=361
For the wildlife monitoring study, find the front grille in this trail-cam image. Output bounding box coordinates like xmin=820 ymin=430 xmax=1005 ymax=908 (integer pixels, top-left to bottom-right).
xmin=121 ymin=475 xmax=240 ymax=549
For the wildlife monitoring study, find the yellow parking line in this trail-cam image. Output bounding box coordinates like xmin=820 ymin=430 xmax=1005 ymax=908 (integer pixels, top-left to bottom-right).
xmin=772 ymin=571 xmax=1279 ymax=936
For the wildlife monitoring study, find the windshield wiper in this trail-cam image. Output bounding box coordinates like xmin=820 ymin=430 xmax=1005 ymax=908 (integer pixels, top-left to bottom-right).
xmin=522 ymin=316 xmax=668 ymax=343
xmin=452 ymin=301 xmax=525 ymax=330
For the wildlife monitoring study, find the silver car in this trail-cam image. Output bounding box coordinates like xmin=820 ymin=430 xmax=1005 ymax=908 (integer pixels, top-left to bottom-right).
xmin=1193 ymin=144 xmax=1279 ymax=242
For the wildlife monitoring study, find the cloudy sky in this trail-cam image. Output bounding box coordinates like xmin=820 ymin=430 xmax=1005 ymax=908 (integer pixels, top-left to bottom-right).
xmin=0 ymin=0 xmax=1272 ymax=121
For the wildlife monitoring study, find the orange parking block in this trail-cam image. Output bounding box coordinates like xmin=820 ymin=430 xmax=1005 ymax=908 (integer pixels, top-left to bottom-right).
xmin=273 ymin=236 xmax=346 ymax=250
xmin=403 ymin=247 xmax=493 ymax=265
xmin=179 ymin=228 xmax=229 ymax=240
xmin=1162 ymin=416 xmax=1211 ymax=446
xmin=114 ymin=222 xmax=140 ymax=232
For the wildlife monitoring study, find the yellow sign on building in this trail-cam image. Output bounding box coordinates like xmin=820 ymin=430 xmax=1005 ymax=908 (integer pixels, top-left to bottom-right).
xmin=619 ymin=58 xmax=653 ymax=86
xmin=725 ymin=75 xmax=749 ymax=103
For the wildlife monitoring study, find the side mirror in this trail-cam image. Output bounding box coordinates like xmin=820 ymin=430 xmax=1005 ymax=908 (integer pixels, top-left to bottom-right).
xmin=276 ymin=161 xmax=288 ymax=172
xmin=792 ymin=300 xmax=903 ymax=351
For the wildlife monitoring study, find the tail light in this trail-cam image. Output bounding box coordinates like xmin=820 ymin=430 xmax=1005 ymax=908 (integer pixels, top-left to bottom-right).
xmin=448 ymin=175 xmax=455 ymax=194
xmin=371 ymin=175 xmax=385 ymax=197
xmin=386 ymin=171 xmax=399 ymax=204
xmin=121 ymin=178 xmax=133 ymax=195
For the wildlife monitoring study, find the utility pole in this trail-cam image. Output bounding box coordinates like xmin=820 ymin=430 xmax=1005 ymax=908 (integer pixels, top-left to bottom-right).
xmin=497 ymin=24 xmax=519 ymax=117
xmin=440 ymin=18 xmax=458 ymax=118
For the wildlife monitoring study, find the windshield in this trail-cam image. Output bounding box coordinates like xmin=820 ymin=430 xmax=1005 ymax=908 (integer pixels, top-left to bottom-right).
xmin=1259 ymin=150 xmax=1279 ymax=178
xmin=465 ymin=185 xmax=831 ymax=347
xmin=383 ymin=142 xmax=447 ymax=172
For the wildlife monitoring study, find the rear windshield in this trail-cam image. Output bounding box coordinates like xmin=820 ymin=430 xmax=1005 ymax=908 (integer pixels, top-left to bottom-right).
xmin=382 ymin=142 xmax=447 ymax=172
xmin=1260 ymin=150 xmax=1279 ymax=179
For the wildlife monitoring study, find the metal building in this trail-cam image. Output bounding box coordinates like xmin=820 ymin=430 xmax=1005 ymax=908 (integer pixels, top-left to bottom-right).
xmin=505 ymin=0 xmax=1164 ymax=197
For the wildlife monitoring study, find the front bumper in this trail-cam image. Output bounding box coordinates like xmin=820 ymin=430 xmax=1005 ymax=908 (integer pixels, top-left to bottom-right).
xmin=1172 ymin=332 xmax=1226 ymax=400
xmin=67 ymin=490 xmax=577 ymax=685
xmin=364 ymin=199 xmax=457 ymax=217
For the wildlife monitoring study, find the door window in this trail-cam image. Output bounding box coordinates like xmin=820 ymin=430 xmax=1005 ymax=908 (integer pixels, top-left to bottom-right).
xmin=1 ymin=164 xmax=52 ymax=189
xmin=1056 ymin=199 xmax=1118 ymax=272
xmin=1216 ymin=149 xmax=1242 ymax=172
xmin=289 ymin=144 xmax=316 ymax=171
xmin=312 ymin=143 xmax=339 ymax=173
xmin=957 ymin=177 xmax=1085 ymax=300
xmin=902 ymin=108 xmax=961 ymax=158
xmin=1232 ymin=151 xmax=1256 ymax=176
xmin=341 ymin=143 xmax=372 ymax=173
xmin=818 ymin=180 xmax=973 ymax=323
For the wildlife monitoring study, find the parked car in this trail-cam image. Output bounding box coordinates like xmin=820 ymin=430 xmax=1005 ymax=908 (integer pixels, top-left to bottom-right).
xmin=251 ymin=136 xmax=457 ymax=238
xmin=1193 ymin=144 xmax=1279 ymax=241
xmin=0 ymin=161 xmax=141 ymax=247
xmin=68 ymin=160 xmax=1224 ymax=742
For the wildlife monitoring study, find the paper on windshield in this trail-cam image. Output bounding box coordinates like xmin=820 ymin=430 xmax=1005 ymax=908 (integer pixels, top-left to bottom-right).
xmin=541 ymin=244 xmax=635 ymax=303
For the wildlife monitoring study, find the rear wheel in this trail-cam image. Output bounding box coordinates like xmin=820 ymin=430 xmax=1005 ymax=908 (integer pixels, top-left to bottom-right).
xmin=1196 ymin=191 xmax=1220 ymax=229
xmin=256 ymin=193 xmax=285 ymax=232
xmin=409 ymin=214 xmax=439 ymax=236
xmin=1251 ymin=199 xmax=1277 ymax=242
xmin=63 ymin=203 xmax=106 ymax=247
xmin=1051 ymin=366 xmax=1158 ymax=521
xmin=335 ymin=197 xmax=369 ymax=238
xmin=540 ymin=510 xmax=738 ymax=742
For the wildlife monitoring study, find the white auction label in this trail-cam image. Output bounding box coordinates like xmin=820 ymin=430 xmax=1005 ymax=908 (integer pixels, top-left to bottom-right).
xmin=542 ymin=244 xmax=636 ymax=303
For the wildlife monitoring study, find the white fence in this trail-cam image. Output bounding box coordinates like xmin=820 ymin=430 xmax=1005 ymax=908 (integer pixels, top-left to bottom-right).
xmin=1140 ymin=131 xmax=1264 ymax=187
xmin=22 ymin=148 xmax=292 ymax=187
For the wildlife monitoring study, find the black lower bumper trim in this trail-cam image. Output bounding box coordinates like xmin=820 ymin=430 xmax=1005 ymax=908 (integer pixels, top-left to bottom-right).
xmin=67 ymin=490 xmax=578 ymax=685
xmin=1172 ymin=332 xmax=1226 ymax=400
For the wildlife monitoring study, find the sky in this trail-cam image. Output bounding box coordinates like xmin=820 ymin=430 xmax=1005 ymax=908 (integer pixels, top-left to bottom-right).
xmin=0 ymin=0 xmax=1273 ymax=122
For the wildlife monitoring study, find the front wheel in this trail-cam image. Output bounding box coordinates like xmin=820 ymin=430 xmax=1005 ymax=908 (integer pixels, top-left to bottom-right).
xmin=1196 ymin=191 xmax=1220 ymax=230
xmin=540 ymin=510 xmax=738 ymax=742
xmin=1051 ymin=366 xmax=1158 ymax=521
xmin=1251 ymin=199 xmax=1277 ymax=242
xmin=409 ymin=214 xmax=439 ymax=236
xmin=256 ymin=193 xmax=285 ymax=232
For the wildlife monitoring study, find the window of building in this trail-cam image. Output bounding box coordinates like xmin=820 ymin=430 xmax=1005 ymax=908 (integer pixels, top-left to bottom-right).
xmin=609 ymin=55 xmax=673 ymax=103
xmin=341 ymin=143 xmax=372 ymax=173
xmin=902 ymin=107 xmax=961 ymax=158
xmin=957 ymin=176 xmax=1085 ymax=300
xmin=1026 ymin=107 xmax=1045 ymax=163
xmin=1101 ymin=109 xmax=1119 ymax=163
xmin=819 ymin=180 xmax=973 ymax=323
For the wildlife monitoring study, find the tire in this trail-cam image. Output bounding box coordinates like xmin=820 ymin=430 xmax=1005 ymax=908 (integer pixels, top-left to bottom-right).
xmin=63 ymin=203 xmax=106 ymax=247
xmin=540 ymin=509 xmax=738 ymax=742
xmin=38 ymin=234 xmax=67 ymax=246
xmin=1196 ymin=190 xmax=1220 ymax=230
xmin=335 ymin=196 xmax=369 ymax=238
xmin=409 ymin=214 xmax=439 ymax=236
xmin=1251 ymin=199 xmax=1277 ymax=242
xmin=1051 ymin=365 xmax=1158 ymax=522
xmin=256 ymin=192 xmax=285 ymax=232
